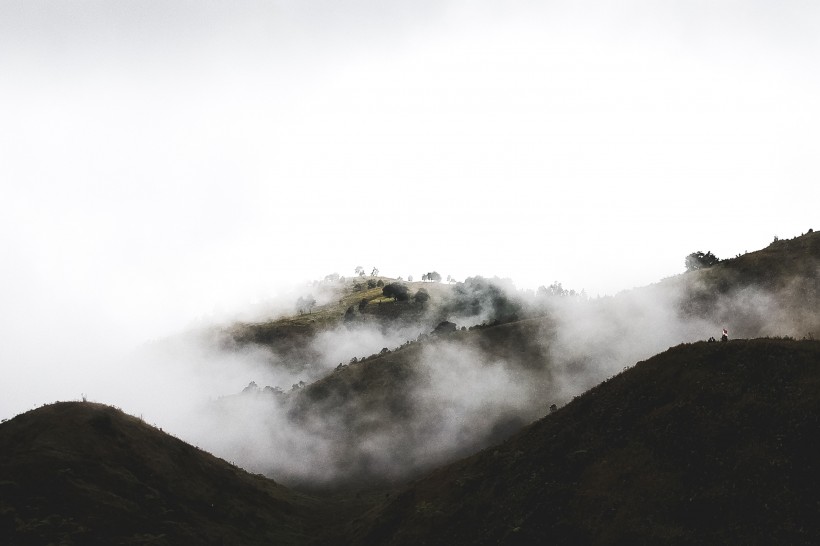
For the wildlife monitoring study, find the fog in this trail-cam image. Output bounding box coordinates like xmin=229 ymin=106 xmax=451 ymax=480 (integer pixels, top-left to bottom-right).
xmin=1 ymin=0 xmax=818 ymax=486
xmin=91 ymin=261 xmax=813 ymax=489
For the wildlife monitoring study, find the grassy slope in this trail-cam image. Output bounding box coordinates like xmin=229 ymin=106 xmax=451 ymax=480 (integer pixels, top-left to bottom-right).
xmin=0 ymin=402 xmax=318 ymax=545
xmin=229 ymin=277 xmax=454 ymax=348
xmin=349 ymin=338 xmax=820 ymax=545
xmin=672 ymin=231 xmax=819 ymax=333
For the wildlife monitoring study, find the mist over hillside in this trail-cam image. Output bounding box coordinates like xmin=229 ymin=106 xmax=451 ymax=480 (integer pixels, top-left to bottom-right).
xmin=349 ymin=338 xmax=820 ymax=545
xmin=1 ymin=231 xmax=817 ymax=544
xmin=160 ymin=231 xmax=818 ymax=489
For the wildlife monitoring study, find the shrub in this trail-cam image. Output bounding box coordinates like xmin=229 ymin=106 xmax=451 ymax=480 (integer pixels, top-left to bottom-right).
xmin=414 ymin=288 xmax=430 ymax=304
xmin=383 ymin=282 xmax=410 ymax=301
xmin=685 ymin=251 xmax=720 ymax=271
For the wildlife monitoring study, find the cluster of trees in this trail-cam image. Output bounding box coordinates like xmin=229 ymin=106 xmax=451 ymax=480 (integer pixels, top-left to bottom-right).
xmin=421 ymin=271 xmax=442 ymax=282
xmin=536 ymin=281 xmax=583 ymax=298
xmin=352 ymin=267 xmax=450 ymax=284
xmin=383 ymin=282 xmax=410 ymax=301
xmin=296 ymin=295 xmax=316 ymax=314
xmin=442 ymin=276 xmax=522 ymax=323
xmin=380 ymin=282 xmax=431 ymax=304
xmin=685 ymin=251 xmax=720 ymax=271
xmin=354 ymin=266 xmax=380 ymax=277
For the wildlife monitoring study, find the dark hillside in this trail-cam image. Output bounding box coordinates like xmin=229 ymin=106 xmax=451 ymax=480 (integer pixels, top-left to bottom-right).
xmin=350 ymin=339 xmax=820 ymax=545
xmin=673 ymin=231 xmax=819 ymax=336
xmin=0 ymin=402 xmax=317 ymax=545
xmin=280 ymin=319 xmax=556 ymax=490
xmin=195 ymin=231 xmax=818 ymax=491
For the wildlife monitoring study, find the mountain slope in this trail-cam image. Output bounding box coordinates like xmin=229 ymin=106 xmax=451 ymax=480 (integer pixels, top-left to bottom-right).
xmin=0 ymin=402 xmax=317 ymax=545
xmin=349 ymin=338 xmax=820 ymax=545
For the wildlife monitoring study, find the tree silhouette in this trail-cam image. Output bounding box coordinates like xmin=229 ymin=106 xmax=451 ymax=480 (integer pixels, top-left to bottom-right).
xmin=383 ymin=282 xmax=410 ymax=301
xmin=685 ymin=251 xmax=720 ymax=271
xmin=296 ymin=295 xmax=317 ymax=314
xmin=414 ymin=288 xmax=430 ymax=304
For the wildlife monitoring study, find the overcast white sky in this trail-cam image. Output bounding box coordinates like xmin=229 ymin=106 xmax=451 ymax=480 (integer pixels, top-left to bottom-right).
xmin=1 ymin=1 xmax=818 ymax=417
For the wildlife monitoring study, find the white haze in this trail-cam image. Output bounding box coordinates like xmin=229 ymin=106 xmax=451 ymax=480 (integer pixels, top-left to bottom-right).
xmin=143 ymin=270 xmax=816 ymax=488
xmin=0 ymin=0 xmax=818 ymax=479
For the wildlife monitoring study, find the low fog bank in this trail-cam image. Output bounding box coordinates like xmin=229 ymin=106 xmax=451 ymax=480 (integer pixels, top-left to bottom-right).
xmin=172 ymin=265 xmax=817 ymax=489
xmin=7 ymin=257 xmax=811 ymax=491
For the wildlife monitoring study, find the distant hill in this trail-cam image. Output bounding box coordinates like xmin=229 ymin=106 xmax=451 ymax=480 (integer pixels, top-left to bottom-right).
xmin=670 ymin=230 xmax=819 ymax=337
xmin=3 ymin=231 xmax=817 ymax=544
xmin=227 ymin=276 xmax=455 ymax=346
xmin=349 ymin=338 xmax=820 ymax=545
xmin=196 ymin=231 xmax=818 ymax=490
xmin=226 ymin=231 xmax=819 ymax=360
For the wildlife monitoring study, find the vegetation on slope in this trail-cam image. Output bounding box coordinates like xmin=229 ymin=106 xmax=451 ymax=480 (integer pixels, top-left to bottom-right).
xmin=2 ymin=231 xmax=816 ymax=544
xmin=0 ymin=402 xmax=317 ymax=545
xmin=6 ymin=339 xmax=818 ymax=545
xmin=349 ymin=338 xmax=820 ymax=545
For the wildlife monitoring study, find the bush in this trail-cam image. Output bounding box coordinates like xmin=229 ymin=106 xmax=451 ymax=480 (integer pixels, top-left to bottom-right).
xmin=433 ymin=321 xmax=457 ymax=335
xmin=414 ymin=288 xmax=430 ymax=304
xmin=685 ymin=251 xmax=720 ymax=271
xmin=383 ymin=282 xmax=410 ymax=301
xmin=344 ymin=306 xmax=356 ymax=322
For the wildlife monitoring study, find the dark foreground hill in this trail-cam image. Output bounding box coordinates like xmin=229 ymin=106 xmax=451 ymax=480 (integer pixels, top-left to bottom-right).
xmin=349 ymin=338 xmax=820 ymax=545
xmin=0 ymin=402 xmax=319 ymax=545
xmin=3 ymin=339 xmax=820 ymax=544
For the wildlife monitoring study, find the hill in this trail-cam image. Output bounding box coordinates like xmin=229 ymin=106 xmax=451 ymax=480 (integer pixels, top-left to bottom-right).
xmin=671 ymin=230 xmax=819 ymax=337
xmin=5 ymin=340 xmax=819 ymax=544
xmin=2 ymin=231 xmax=816 ymax=543
xmin=192 ymin=231 xmax=818 ymax=490
xmin=349 ymin=338 xmax=820 ymax=545
xmin=0 ymin=402 xmax=318 ymax=545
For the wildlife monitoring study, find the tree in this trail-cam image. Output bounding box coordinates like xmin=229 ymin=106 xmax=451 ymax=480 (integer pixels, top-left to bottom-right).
xmin=425 ymin=271 xmax=442 ymax=282
xmin=296 ymin=295 xmax=317 ymax=314
xmin=408 ymin=275 xmax=413 ymax=282
xmin=433 ymin=320 xmax=457 ymax=335
xmin=371 ymin=267 xmax=379 ymax=277
xmin=414 ymin=288 xmax=430 ymax=304
xmin=383 ymin=282 xmax=410 ymax=301
xmin=685 ymin=251 xmax=720 ymax=271
xmin=538 ymin=281 xmax=567 ymax=297
xmin=344 ymin=305 xmax=356 ymax=321
xmin=355 ymin=266 xmax=365 ymax=277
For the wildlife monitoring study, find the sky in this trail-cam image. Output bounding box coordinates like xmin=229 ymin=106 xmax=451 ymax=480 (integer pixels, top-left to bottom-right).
xmin=1 ymin=1 xmax=818 ymax=418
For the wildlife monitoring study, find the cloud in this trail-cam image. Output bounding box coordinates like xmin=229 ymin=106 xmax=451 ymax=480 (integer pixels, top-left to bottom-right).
xmin=1 ymin=0 xmax=817 ymax=486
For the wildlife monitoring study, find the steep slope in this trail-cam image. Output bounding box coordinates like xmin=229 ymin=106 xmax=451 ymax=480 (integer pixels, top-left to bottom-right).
xmin=350 ymin=339 xmax=820 ymax=545
xmin=192 ymin=231 xmax=818 ymax=491
xmin=0 ymin=402 xmax=317 ymax=545
xmin=672 ymin=230 xmax=819 ymax=337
